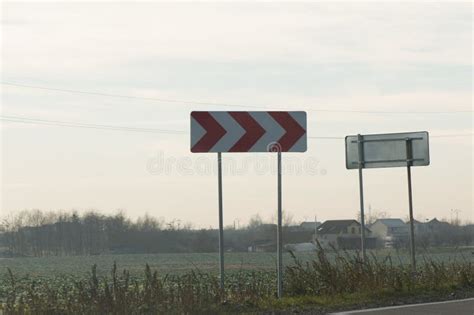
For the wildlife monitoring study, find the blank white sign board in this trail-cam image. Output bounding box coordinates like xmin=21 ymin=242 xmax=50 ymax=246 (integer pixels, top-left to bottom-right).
xmin=345 ymin=131 xmax=430 ymax=169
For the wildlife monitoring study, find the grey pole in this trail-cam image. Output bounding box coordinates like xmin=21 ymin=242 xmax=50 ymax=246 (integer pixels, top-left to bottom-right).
xmin=277 ymin=151 xmax=283 ymax=298
xmin=405 ymin=139 xmax=416 ymax=273
xmin=357 ymin=134 xmax=367 ymax=260
xmin=217 ymin=152 xmax=225 ymax=290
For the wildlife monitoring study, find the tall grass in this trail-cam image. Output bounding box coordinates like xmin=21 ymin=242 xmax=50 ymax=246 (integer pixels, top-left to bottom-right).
xmin=285 ymin=245 xmax=474 ymax=296
xmin=1 ymin=248 xmax=473 ymax=314
xmin=1 ymin=263 xmax=275 ymax=314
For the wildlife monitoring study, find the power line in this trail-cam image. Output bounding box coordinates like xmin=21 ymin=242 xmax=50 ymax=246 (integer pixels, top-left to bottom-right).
xmin=1 ymin=115 xmax=472 ymax=140
xmin=428 ymin=134 xmax=474 ymax=138
xmin=2 ymin=82 xmax=473 ymax=115
xmin=0 ymin=115 xmax=186 ymax=135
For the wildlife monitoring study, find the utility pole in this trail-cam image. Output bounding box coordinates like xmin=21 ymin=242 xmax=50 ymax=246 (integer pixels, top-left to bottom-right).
xmin=451 ymin=209 xmax=461 ymax=226
xmin=314 ymin=215 xmax=318 ymax=234
xmin=368 ymin=204 xmax=372 ymax=225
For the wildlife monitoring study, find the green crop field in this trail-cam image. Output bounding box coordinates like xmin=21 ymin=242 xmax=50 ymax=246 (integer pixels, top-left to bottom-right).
xmin=1 ymin=247 xmax=472 ymax=278
xmin=0 ymin=247 xmax=473 ymax=313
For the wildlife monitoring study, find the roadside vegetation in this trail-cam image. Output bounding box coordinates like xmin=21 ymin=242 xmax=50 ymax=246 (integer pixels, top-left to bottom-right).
xmin=1 ymin=247 xmax=473 ymax=314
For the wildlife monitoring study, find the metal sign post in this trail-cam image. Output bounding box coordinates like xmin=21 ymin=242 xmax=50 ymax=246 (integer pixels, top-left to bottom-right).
xmin=345 ymin=131 xmax=430 ymax=272
xmin=277 ymin=151 xmax=283 ymax=298
xmin=191 ymin=111 xmax=307 ymax=299
xmin=405 ymin=139 xmax=416 ymax=273
xmin=357 ymin=134 xmax=367 ymax=260
xmin=217 ymin=152 xmax=224 ymax=289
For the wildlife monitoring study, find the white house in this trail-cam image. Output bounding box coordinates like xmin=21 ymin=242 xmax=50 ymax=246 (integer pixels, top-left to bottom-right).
xmin=314 ymin=220 xmax=375 ymax=250
xmin=370 ymin=218 xmax=409 ymax=248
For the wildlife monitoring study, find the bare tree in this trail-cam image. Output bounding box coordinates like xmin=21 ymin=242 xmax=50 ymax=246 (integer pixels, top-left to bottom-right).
xmin=247 ymin=214 xmax=263 ymax=229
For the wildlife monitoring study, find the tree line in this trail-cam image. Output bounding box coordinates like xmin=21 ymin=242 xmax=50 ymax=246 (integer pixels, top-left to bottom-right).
xmin=1 ymin=209 xmax=472 ymax=257
xmin=0 ymin=210 xmax=293 ymax=257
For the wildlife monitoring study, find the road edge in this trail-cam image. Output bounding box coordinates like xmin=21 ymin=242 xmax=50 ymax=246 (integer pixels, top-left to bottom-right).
xmin=330 ymin=297 xmax=474 ymax=314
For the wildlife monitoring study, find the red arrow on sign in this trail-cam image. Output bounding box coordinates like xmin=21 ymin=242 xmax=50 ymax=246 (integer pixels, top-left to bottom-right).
xmin=269 ymin=112 xmax=307 ymax=152
xmin=191 ymin=112 xmax=227 ymax=152
xmin=229 ymin=112 xmax=266 ymax=152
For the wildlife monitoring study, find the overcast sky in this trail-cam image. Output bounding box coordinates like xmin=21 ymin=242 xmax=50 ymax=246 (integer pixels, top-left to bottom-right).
xmin=1 ymin=2 xmax=472 ymax=227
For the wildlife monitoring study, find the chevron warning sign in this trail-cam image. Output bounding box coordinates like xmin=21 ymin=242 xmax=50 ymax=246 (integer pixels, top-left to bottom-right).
xmin=190 ymin=111 xmax=307 ymax=153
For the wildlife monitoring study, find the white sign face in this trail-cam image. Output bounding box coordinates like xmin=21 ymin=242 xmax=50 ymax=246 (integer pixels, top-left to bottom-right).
xmin=345 ymin=131 xmax=430 ymax=169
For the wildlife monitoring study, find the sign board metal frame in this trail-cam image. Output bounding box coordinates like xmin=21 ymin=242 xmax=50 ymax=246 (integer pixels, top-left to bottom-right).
xmin=191 ymin=111 xmax=307 ymax=299
xmin=345 ymin=131 xmax=430 ymax=271
xmin=345 ymin=131 xmax=430 ymax=169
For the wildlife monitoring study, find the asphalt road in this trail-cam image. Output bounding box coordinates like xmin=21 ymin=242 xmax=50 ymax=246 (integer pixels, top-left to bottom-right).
xmin=333 ymin=298 xmax=474 ymax=315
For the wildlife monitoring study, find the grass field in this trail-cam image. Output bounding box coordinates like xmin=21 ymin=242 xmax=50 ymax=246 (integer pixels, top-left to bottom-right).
xmin=1 ymin=247 xmax=472 ymax=278
xmin=0 ymin=247 xmax=473 ymax=313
